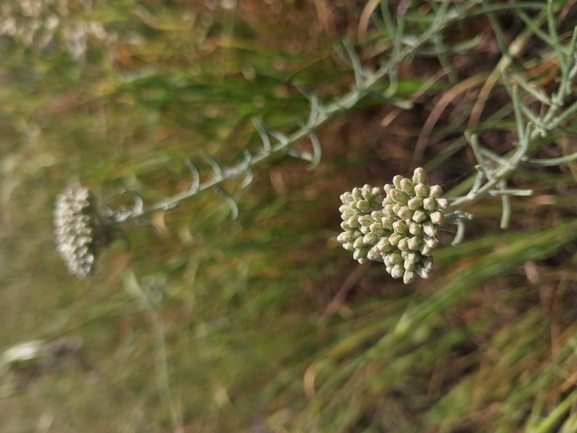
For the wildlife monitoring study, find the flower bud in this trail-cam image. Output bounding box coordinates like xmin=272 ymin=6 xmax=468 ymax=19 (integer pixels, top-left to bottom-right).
xmin=392 ymin=175 xmax=403 ymax=189
xmin=412 ymin=167 xmax=428 ymax=185
xmin=393 ymin=220 xmax=407 ymax=234
xmin=358 ymin=215 xmax=373 ymax=227
xmin=353 ymin=249 xmax=366 ymax=263
xmin=423 ymin=197 xmax=436 ymax=211
xmin=412 ymin=210 xmax=427 ymax=223
xmin=347 ymin=216 xmax=360 ymax=228
xmin=353 ymin=237 xmax=365 ymax=249
xmin=367 ymin=248 xmax=382 ymax=262
xmin=391 ymin=264 xmax=404 ymax=279
xmin=430 ymin=211 xmax=443 ymax=225
xmin=342 ymin=242 xmax=354 ymax=251
xmin=407 ymin=197 xmax=423 ymax=210
xmin=429 ymin=185 xmax=443 ymax=198
xmin=397 ymin=238 xmax=409 ymax=251
xmin=423 ymin=235 xmax=438 ymax=249
xmin=409 ymin=222 xmax=422 ymax=235
xmin=420 ymin=245 xmax=432 ymax=256
xmin=396 ymin=206 xmax=413 ymax=220
xmin=369 ymin=222 xmax=385 ymax=235
xmin=389 ymin=189 xmax=409 ymax=205
xmin=423 ymin=222 xmax=436 ymax=237
xmin=404 ymin=260 xmax=415 ymax=271
xmin=403 ymin=270 xmax=416 ymax=284
xmin=414 ymin=183 xmax=429 ymax=198
xmin=400 ymin=178 xmax=414 ymax=194
xmin=407 ymin=236 xmax=421 ymax=250
xmin=436 ymin=197 xmax=449 ymax=210
xmin=371 ymin=210 xmax=385 ymax=220
xmin=377 ymin=237 xmax=391 ymax=252
xmin=388 ymin=233 xmax=403 ymax=246
xmin=415 ymin=265 xmax=429 ymax=279
xmin=356 ymin=200 xmax=370 ymax=213
xmin=363 ymin=232 xmax=379 ymax=245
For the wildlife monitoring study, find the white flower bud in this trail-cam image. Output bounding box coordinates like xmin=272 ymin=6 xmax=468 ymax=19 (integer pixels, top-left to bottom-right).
xmin=367 ymin=248 xmax=383 ymax=262
xmin=423 ymin=197 xmax=436 ymax=211
xmin=403 ymin=271 xmax=416 ymax=284
xmin=381 ymin=216 xmax=394 ymax=229
xmin=398 ymin=238 xmax=409 ymax=251
xmin=341 ymin=209 xmax=355 ymax=220
xmin=347 ymin=216 xmax=360 ymax=228
xmin=412 ymin=210 xmax=427 ymax=223
xmin=392 ymin=175 xmax=403 ymax=189
xmin=356 ymin=200 xmax=370 ymax=213
xmin=420 ymin=244 xmax=432 ymax=256
xmin=436 ymin=197 xmax=449 ymax=210
xmin=363 ymin=233 xmax=379 ymax=245
xmin=408 ymin=236 xmax=421 ymax=250
xmin=389 ymin=189 xmax=409 ymax=205
xmin=342 ymin=242 xmax=354 ymax=251
xmin=400 ymin=178 xmax=414 ymax=194
xmin=430 ymin=211 xmax=443 ymax=225
xmin=409 ymin=222 xmax=422 ymax=235
xmin=377 ymin=237 xmax=391 ymax=252
xmin=391 ymin=264 xmax=404 ymax=279
xmin=423 ymin=235 xmax=438 ymax=249
xmin=397 ymin=207 xmax=413 ymax=220
xmin=371 ymin=210 xmax=385 ymax=220
xmin=407 ymin=197 xmax=423 ymax=210
xmin=423 ymin=222 xmax=436 ymax=237
xmin=393 ymin=220 xmax=407 ymax=234
xmin=429 ymin=185 xmax=443 ymax=198
xmin=369 ymin=222 xmax=385 ymax=235
xmin=353 ymin=237 xmax=365 ymax=249
xmin=353 ymin=250 xmax=366 ymax=263
xmin=389 ymin=233 xmax=402 ymax=246
xmin=358 ymin=215 xmax=373 ymax=227
xmin=415 ymin=265 xmax=429 ymax=279
xmin=404 ymin=260 xmax=415 ymax=271
xmin=414 ymin=183 xmax=429 ymax=198
xmin=412 ymin=167 xmax=428 ymax=185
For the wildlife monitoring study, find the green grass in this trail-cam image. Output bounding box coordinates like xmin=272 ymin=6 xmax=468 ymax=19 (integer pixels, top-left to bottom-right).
xmin=2 ymin=1 xmax=577 ymax=432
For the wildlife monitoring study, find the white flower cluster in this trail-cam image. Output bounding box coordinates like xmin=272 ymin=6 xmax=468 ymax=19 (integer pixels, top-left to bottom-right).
xmin=54 ymin=185 xmax=104 ymax=277
xmin=337 ymin=168 xmax=449 ymax=284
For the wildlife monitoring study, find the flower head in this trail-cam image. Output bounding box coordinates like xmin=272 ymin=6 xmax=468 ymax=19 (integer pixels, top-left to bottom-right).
xmin=337 ymin=168 xmax=449 ymax=283
xmin=54 ymin=185 xmax=114 ymax=278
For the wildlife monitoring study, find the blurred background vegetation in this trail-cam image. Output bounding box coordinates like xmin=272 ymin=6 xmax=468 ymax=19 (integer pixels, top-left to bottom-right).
xmin=2 ymin=0 xmax=577 ymax=432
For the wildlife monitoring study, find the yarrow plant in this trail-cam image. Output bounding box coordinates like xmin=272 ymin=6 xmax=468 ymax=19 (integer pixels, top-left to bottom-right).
xmin=338 ymin=168 xmax=448 ymax=284
xmin=54 ymin=185 xmax=117 ymax=277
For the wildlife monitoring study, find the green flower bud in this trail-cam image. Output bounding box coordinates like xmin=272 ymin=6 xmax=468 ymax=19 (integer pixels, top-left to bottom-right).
xmin=414 ymin=183 xmax=429 ymax=198
xmin=371 ymin=210 xmax=385 ymax=220
xmin=363 ymin=232 xmax=379 ymax=245
xmin=389 ymin=233 xmax=403 ymax=246
xmin=358 ymin=215 xmax=373 ymax=227
xmin=423 ymin=235 xmax=438 ymax=249
xmin=403 ymin=270 xmax=416 ymax=284
xmin=341 ymin=209 xmax=355 ymax=220
xmin=404 ymin=259 xmax=415 ymax=271
xmin=423 ymin=222 xmax=436 ymax=237
xmin=389 ymin=189 xmax=409 ymax=205
xmin=342 ymin=242 xmax=354 ymax=251
xmin=384 ymin=184 xmax=393 ymax=194
xmin=377 ymin=237 xmax=392 ymax=252
xmin=356 ymin=200 xmax=370 ymax=213
xmin=391 ymin=264 xmax=404 ymax=279
xmin=412 ymin=167 xmax=428 ymax=185
xmin=412 ymin=210 xmax=427 ymax=223
xmin=407 ymin=197 xmax=423 ymax=210
xmin=400 ymin=178 xmax=414 ymax=194
xmin=393 ymin=220 xmax=407 ymax=234
xmin=347 ymin=216 xmax=360 ymax=228
xmin=392 ymin=175 xmax=403 ymax=189
xmin=398 ymin=238 xmax=409 ymax=251
xmin=415 ymin=265 xmax=430 ymax=279
xmin=340 ymin=192 xmax=354 ymax=203
xmin=369 ymin=222 xmax=385 ymax=235
xmin=407 ymin=236 xmax=421 ymax=250
xmin=423 ymin=197 xmax=436 ymax=211
xmin=353 ymin=237 xmax=365 ymax=249
xmin=409 ymin=222 xmax=422 ymax=235
xmin=420 ymin=244 xmax=432 ymax=256
xmin=353 ymin=249 xmax=366 ymax=263
xmin=381 ymin=216 xmax=394 ymax=229
xmin=397 ymin=207 xmax=414 ymax=220
xmin=360 ymin=226 xmax=370 ymax=235
xmin=367 ymin=248 xmax=383 ymax=262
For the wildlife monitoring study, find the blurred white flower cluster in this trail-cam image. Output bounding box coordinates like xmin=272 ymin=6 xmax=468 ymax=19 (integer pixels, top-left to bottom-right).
xmin=338 ymin=168 xmax=449 ymax=284
xmin=0 ymin=0 xmax=113 ymax=58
